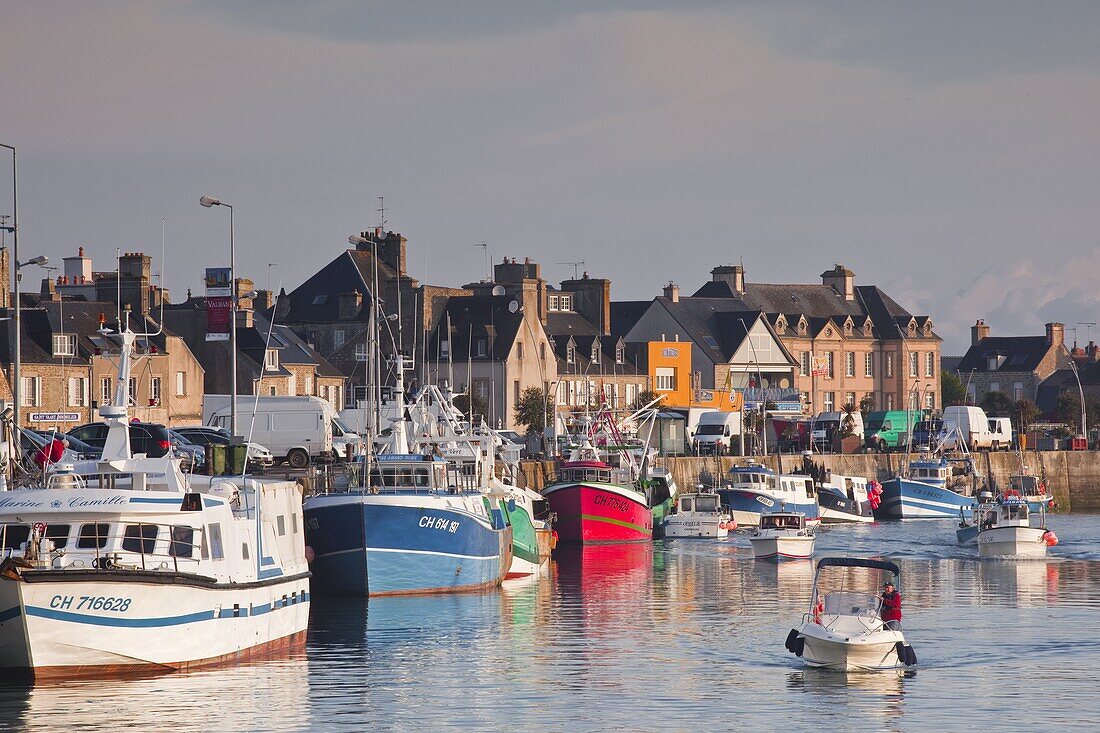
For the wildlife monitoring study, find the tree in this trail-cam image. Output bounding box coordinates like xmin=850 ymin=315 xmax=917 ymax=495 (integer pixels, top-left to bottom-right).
xmin=1013 ymin=399 xmax=1040 ymax=435
xmin=632 ymin=390 xmax=660 ymax=411
xmin=941 ymin=371 xmax=966 ymax=407
xmin=1054 ymin=390 xmax=1100 ymax=431
xmin=858 ymin=394 xmax=875 ymax=415
xmin=980 ymin=390 xmax=1014 ymax=416
xmin=513 ymin=386 xmax=553 ymax=432
xmin=454 ymin=393 xmax=488 ymax=423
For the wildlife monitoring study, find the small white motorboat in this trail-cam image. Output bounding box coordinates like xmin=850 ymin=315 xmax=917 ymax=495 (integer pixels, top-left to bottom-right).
xmin=749 ymin=511 xmax=815 ymax=560
xmin=786 ymin=557 xmax=916 ymax=671
xmin=975 ymin=497 xmax=1056 ymax=559
xmin=662 ymin=489 xmax=734 ymax=539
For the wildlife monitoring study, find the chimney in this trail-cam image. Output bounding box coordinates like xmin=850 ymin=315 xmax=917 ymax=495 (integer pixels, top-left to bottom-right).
xmin=1089 ymin=341 xmax=1100 ymax=363
xmin=339 ymin=290 xmax=363 ymax=320
xmin=821 ymin=264 xmax=855 ymax=301
xmin=561 ymin=273 xmax=611 ymax=335
xmin=710 ymin=265 xmax=745 ymax=294
xmin=356 ymin=229 xmax=407 ymax=277
xmin=663 ymin=282 xmax=680 ymax=302
xmin=1046 ymin=322 xmax=1065 ymax=348
xmin=971 ymin=319 xmax=990 ymax=346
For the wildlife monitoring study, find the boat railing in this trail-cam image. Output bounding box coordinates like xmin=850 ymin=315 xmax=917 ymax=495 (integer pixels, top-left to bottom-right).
xmin=2 ymin=521 xmax=207 ymax=574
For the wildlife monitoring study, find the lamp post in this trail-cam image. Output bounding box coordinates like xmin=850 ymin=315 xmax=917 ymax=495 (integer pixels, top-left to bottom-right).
xmin=199 ymin=196 xmax=237 ymax=437
xmin=1068 ymin=356 xmax=1087 ymax=439
xmin=0 ymin=144 xmax=19 ymax=427
xmin=739 ymin=317 xmax=767 ymax=455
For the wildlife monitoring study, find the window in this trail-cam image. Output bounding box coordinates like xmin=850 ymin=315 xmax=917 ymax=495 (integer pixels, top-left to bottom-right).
xmin=591 ymin=343 xmax=600 ymax=363
xmin=514 ymin=380 xmax=521 ymax=404
xmin=21 ymin=376 xmax=40 ymax=407
xmin=170 ymin=526 xmax=195 ymax=558
xmin=43 ymin=524 xmax=70 ymax=549
xmin=559 ymin=294 xmax=572 ymax=311
xmin=0 ymin=524 xmax=29 ymax=550
xmin=825 ymin=352 xmax=834 ymax=379
xmin=566 ymin=344 xmax=575 ymax=364
xmin=540 ymin=342 xmax=547 ymax=361
xmin=799 ymin=352 xmax=810 ymax=377
xmin=355 ymin=344 xmax=369 ymax=362
xmin=926 ymin=392 xmax=936 ymax=410
xmin=122 ymin=524 xmax=158 ymax=554
xmin=292 ymin=514 xmax=298 ymax=534
xmin=516 ymin=341 xmax=524 ymax=359
xmin=886 ymin=354 xmax=894 ymax=378
xmin=656 ymin=367 xmax=675 ymax=391
xmin=909 ymin=393 xmax=918 ymax=411
xmin=989 ymin=381 xmax=1000 ymax=393
xmin=476 ymin=338 xmax=487 ymax=357
xmin=845 ymin=392 xmax=856 ymax=407
xmin=615 ymin=345 xmax=624 ymax=364
xmin=845 ymin=352 xmax=855 ymax=378
xmin=128 ymin=377 xmax=138 ymax=405
xmin=277 ymin=515 xmax=286 ymax=536
xmin=864 ymin=352 xmax=874 ymax=377
xmin=312 ymin=294 xmax=328 ymax=306
xmin=603 ymin=383 xmax=613 ymax=406
xmin=242 ymin=542 xmax=250 ymax=560
xmin=333 ymin=330 xmax=345 ymax=349
xmin=823 ymin=392 xmax=835 ymax=411
xmin=265 ymin=349 xmax=279 ymax=371
xmin=68 ymin=377 xmax=88 ymax=407
xmin=473 ymin=379 xmax=489 ymax=400
xmin=925 ymin=352 xmax=935 ymax=377
xmin=77 ymin=523 xmax=110 ymax=549
xmin=175 ymin=371 xmax=186 ymax=396
xmin=909 ymin=352 xmax=919 ymax=377
xmin=886 ymin=394 xmax=894 ymax=409
xmin=440 ymin=339 xmax=450 ymax=358
xmin=52 ymin=334 xmax=76 ymax=357
xmin=626 ymin=383 xmax=637 ymax=406
xmin=101 ymin=377 xmax=113 ymax=405
xmin=1013 ymin=381 xmax=1023 ymax=401
xmin=557 ymin=381 xmax=568 ymax=406
xmin=208 ymin=523 xmax=224 ymax=560
xmin=150 ymin=377 xmax=161 ymax=405
xmin=548 ymin=294 xmax=559 ymax=311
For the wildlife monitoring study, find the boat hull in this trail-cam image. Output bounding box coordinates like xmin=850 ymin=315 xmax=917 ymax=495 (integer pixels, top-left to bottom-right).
xmin=817 ymin=488 xmax=874 ymax=524
xmin=750 ymin=535 xmax=815 ymax=559
xmin=977 ymin=526 xmax=1050 ymax=559
xmin=662 ymin=516 xmax=730 ymax=539
xmin=542 ymin=482 xmax=652 ymax=544
xmin=875 ymin=478 xmax=974 ymax=520
xmin=797 ymin=623 xmax=907 ymax=671
xmin=0 ymin=571 xmax=309 ymax=678
xmin=304 ymin=494 xmax=512 ymax=596
xmin=501 ymin=500 xmax=546 ymax=580
xmin=716 ymin=489 xmax=819 ymax=527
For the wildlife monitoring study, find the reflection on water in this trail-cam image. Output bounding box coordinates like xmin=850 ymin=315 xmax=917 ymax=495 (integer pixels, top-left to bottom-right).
xmin=1 ymin=518 xmax=1100 ymax=731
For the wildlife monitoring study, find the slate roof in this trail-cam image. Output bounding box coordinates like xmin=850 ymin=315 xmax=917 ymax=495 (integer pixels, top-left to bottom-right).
xmin=429 ymin=295 xmax=524 ymax=361
xmin=551 ymin=333 xmax=644 ymax=376
xmin=956 ymin=336 xmax=1069 ymax=373
xmin=610 ymin=300 xmax=651 ymax=338
xmin=280 ymin=249 xmax=396 ymax=323
xmin=642 ymin=298 xmax=796 ymax=366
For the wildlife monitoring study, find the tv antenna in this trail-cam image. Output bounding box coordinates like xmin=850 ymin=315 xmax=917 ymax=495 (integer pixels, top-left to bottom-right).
xmin=377 ymin=195 xmax=387 ymax=230
xmin=1079 ymin=322 xmax=1097 ymax=345
xmin=474 ymin=241 xmax=490 ymax=282
xmin=558 ymin=260 xmax=585 ymax=279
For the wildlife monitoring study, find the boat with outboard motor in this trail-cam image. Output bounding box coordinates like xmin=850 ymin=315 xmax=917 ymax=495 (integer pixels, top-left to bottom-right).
xmin=715 ymin=462 xmax=820 ymax=527
xmin=958 ymin=496 xmax=1057 ymax=559
xmin=0 ymin=320 xmax=309 ymax=679
xmin=661 ymin=489 xmax=733 ymax=539
xmin=785 ymin=557 xmax=916 ymax=671
xmin=749 ymin=511 xmax=815 ymax=559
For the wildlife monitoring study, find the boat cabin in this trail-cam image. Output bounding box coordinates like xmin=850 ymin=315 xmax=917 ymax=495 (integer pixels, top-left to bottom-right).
xmin=727 ymin=465 xmax=815 ymax=499
xmin=1009 ymin=473 xmax=1048 ymax=500
xmin=759 ymin=512 xmax=807 ymax=531
xmin=555 ymin=460 xmax=633 ymax=488
xmin=367 ymin=454 xmax=476 ymax=493
xmin=980 ymin=499 xmax=1032 ymax=530
xmin=907 ymin=459 xmax=949 ymax=487
xmin=678 ymin=492 xmax=721 ymax=514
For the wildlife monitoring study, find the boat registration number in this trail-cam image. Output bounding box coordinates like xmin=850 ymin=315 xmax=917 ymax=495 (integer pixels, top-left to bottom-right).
xmin=756 ymin=496 xmax=775 ymax=508
xmin=419 ymin=516 xmax=460 ymax=533
xmin=50 ymin=595 xmax=132 ymax=612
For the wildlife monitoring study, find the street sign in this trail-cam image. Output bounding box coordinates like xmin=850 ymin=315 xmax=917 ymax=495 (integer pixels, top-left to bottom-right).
xmin=28 ymin=412 xmax=80 ymax=423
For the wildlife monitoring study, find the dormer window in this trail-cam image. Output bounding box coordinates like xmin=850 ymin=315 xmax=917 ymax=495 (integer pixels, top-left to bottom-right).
xmin=776 ymin=317 xmax=787 ymax=331
xmin=798 ymin=320 xmax=808 ymax=335
xmin=559 ymin=294 xmax=572 ymax=312
xmin=908 ymin=322 xmax=917 ymax=336
xmin=591 ymin=343 xmax=600 ymax=363
xmin=265 ymin=349 xmax=279 ymax=371
xmin=843 ymin=319 xmax=853 ymax=336
xmin=548 ymin=294 xmax=559 ymax=311
xmin=566 ymin=344 xmax=575 ymax=364
xmin=616 ymin=345 xmax=624 ymax=364
xmin=476 ymin=338 xmax=488 ymax=358
xmin=52 ymin=334 xmax=76 ymax=357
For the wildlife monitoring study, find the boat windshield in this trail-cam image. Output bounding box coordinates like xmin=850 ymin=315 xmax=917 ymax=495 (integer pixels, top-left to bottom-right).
xmin=761 ymin=514 xmax=802 ymax=530
xmin=695 ymin=495 xmax=719 ymax=512
xmin=823 ymin=591 xmax=882 ymax=618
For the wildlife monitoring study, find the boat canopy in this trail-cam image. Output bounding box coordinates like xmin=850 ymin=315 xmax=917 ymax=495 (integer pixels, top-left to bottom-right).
xmin=816 ymin=557 xmax=900 ymax=575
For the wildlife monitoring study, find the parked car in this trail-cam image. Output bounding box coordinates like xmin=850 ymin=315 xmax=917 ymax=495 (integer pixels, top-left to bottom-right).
xmin=911 ymin=419 xmax=944 ymax=450
xmin=168 ymin=429 xmax=207 ymax=470
xmin=28 ymin=430 xmax=102 ymax=459
xmin=172 ymin=426 xmax=276 ymax=468
xmin=14 ymin=428 xmax=88 ymax=470
xmin=66 ymin=421 xmax=173 ymax=458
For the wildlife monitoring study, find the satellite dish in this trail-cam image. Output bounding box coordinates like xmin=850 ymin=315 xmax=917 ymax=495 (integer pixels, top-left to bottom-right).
xmin=508 ymin=300 xmax=520 ymax=314
xmin=491 ymin=285 xmax=506 ymax=296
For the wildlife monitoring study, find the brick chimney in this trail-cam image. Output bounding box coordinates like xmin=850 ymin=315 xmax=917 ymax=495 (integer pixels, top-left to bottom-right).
xmin=356 ymin=229 xmax=407 ymax=277
xmin=971 ymin=319 xmax=990 ymax=346
xmin=710 ymin=265 xmax=745 ymax=294
xmin=561 ymin=271 xmax=611 ymax=335
xmin=821 ymin=264 xmax=855 ymax=301
xmin=339 ymin=290 xmax=363 ymax=319
xmin=1088 ymin=341 xmax=1100 ymax=363
xmin=1046 ymin=322 xmax=1065 ymax=348
xmin=663 ymin=282 xmax=679 ymax=303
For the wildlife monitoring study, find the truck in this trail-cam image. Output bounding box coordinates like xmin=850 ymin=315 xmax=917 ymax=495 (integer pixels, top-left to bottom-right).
xmin=937 ymin=406 xmax=1004 ymax=451
xmin=202 ymin=395 xmax=360 ymax=468
xmin=863 ymin=410 xmax=924 ymax=452
xmin=691 ymin=411 xmax=742 ymax=455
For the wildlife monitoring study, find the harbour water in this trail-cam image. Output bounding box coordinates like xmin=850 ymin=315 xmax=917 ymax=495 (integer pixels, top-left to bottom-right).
xmin=2 ymin=518 xmax=1098 ymax=732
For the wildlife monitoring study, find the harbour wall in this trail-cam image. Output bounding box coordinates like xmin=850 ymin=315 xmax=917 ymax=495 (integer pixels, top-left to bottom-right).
xmin=519 ymin=451 xmax=1100 ymax=512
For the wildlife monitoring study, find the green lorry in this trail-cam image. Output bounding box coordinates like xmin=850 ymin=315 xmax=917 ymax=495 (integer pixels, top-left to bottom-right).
xmin=863 ymin=410 xmax=927 ymax=452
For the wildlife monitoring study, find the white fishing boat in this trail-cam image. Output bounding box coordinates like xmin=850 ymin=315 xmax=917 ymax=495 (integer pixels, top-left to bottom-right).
xmin=786 ymin=557 xmax=916 ymax=671
xmin=662 ymin=489 xmax=733 ymax=539
xmin=0 ymin=321 xmax=309 ymax=679
xmin=975 ymin=497 xmax=1056 ymax=559
xmin=749 ymin=511 xmax=815 ymax=560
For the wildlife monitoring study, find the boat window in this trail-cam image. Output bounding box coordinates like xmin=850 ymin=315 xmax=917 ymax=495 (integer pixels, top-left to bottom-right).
xmin=414 ymin=469 xmax=429 ymax=487
xmin=0 ymin=524 xmax=30 ymax=550
xmin=291 ymin=514 xmax=298 ymax=534
xmin=242 ymin=542 xmax=250 ymax=560
xmin=208 ymin=523 xmax=224 ymax=560
xmin=804 ymin=478 xmax=815 ymax=498
xmin=681 ymin=497 xmax=694 ymax=512
xmin=277 ymin=515 xmax=286 ymax=536
xmin=650 ymin=477 xmax=671 ymax=505
xmin=696 ymin=496 xmax=719 ymax=512
xmin=823 ymin=591 xmax=882 ymax=617
xmin=121 ymin=524 xmax=158 ymax=554
xmin=44 ymin=524 xmax=70 ymax=549
xmin=77 ymin=523 xmax=110 ymax=549
xmin=170 ymin=526 xmax=195 ymax=558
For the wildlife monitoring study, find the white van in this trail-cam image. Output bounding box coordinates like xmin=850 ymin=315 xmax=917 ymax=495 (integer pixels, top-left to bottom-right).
xmin=692 ymin=411 xmax=741 ymax=455
xmin=938 ymin=406 xmax=1000 ymax=451
xmin=987 ymin=417 xmax=1014 ymax=450
xmin=203 ymin=395 xmax=357 ymax=468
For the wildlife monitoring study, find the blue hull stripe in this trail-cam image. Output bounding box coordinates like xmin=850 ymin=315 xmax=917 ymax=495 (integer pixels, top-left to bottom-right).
xmin=717 ymin=489 xmax=817 ymax=518
xmin=876 ymin=479 xmax=974 ymax=519
xmin=128 ymin=497 xmax=185 ymax=505
xmin=23 ymin=592 xmax=309 ymax=628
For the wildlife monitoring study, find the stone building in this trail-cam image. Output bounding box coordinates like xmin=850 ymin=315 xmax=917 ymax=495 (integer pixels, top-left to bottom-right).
xmin=957 ymin=320 xmax=1073 ymax=405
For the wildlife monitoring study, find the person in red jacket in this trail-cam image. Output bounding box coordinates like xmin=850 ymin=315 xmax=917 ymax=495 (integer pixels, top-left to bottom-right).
xmin=881 ymin=580 xmax=902 ymax=630
xmin=33 ymin=436 xmax=68 ymax=470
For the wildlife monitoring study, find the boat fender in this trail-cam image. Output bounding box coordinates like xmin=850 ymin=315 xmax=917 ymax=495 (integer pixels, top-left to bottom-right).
xmin=784 ymin=629 xmax=801 ymax=653
xmin=1043 ymin=530 xmax=1058 ymax=547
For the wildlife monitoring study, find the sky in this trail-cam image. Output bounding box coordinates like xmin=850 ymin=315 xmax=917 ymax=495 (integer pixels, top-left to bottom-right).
xmin=1 ymin=1 xmax=1098 ymax=354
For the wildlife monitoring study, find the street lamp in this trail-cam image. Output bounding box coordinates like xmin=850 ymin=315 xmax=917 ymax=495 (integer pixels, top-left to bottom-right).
xmin=199 ymin=195 xmax=238 ymax=437
xmin=1067 ymin=356 xmax=1087 ymax=439
xmin=738 ymin=317 xmax=767 ymax=456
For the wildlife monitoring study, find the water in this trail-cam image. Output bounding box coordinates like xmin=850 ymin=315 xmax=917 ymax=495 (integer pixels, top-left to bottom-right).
xmin=2 ymin=518 xmax=1099 ymax=732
